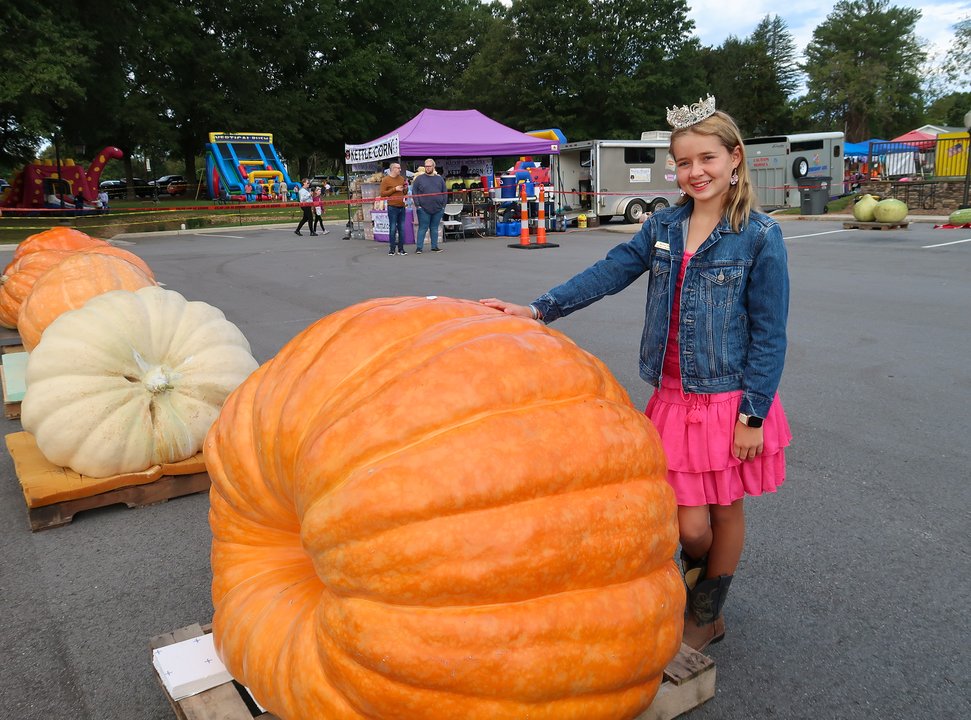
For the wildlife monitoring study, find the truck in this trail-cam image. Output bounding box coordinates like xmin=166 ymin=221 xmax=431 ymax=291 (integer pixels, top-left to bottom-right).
xmin=551 ymin=132 xmax=679 ymax=223
xmin=744 ymin=132 xmax=844 ymax=210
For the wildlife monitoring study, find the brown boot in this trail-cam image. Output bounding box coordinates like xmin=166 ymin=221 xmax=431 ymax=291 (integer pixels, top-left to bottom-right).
xmin=683 ymin=574 xmax=732 ymax=652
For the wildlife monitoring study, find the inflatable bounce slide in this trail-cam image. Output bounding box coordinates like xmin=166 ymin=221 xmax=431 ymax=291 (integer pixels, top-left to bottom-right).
xmin=204 ymin=132 xmax=294 ymax=200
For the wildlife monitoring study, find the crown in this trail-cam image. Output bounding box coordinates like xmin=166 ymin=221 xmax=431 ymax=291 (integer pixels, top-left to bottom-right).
xmin=666 ymin=95 xmax=717 ymax=129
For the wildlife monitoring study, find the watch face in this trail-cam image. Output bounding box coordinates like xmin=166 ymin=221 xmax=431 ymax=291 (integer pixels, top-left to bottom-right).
xmin=748 ymin=416 xmax=764 ymax=428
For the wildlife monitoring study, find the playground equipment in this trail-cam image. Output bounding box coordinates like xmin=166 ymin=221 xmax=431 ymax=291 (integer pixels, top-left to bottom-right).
xmin=1 ymin=147 xmax=123 ymax=212
xmin=204 ymin=132 xmax=293 ymax=200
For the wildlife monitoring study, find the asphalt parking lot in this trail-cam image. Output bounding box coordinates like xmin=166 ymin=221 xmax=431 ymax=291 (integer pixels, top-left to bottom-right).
xmin=1 ymin=217 xmax=968 ymax=719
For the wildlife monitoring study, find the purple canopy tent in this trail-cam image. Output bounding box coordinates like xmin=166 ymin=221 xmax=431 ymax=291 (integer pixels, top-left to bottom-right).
xmin=342 ymin=109 xmax=559 ymax=241
xmin=345 ymin=109 xmax=560 ymax=161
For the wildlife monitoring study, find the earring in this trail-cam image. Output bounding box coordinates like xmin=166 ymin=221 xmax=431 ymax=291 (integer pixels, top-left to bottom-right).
xmin=730 ymin=169 xmax=739 ymax=186
xmin=679 ymin=188 xmax=686 ymax=197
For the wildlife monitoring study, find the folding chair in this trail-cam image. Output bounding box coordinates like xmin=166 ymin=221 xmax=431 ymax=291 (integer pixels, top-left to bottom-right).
xmin=441 ymin=202 xmax=465 ymax=242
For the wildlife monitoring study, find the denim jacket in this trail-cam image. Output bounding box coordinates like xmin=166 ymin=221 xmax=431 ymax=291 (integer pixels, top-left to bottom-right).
xmin=531 ymin=201 xmax=788 ymax=418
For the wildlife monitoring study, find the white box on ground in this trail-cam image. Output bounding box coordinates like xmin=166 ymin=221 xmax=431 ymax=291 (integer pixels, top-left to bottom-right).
xmin=152 ymin=632 xmax=232 ymax=700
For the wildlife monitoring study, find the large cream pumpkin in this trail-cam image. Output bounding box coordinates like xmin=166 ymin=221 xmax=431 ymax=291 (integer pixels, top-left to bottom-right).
xmin=206 ymin=296 xmax=682 ymax=720
xmin=17 ymin=252 xmax=155 ymax=351
xmin=21 ymin=286 xmax=259 ymax=477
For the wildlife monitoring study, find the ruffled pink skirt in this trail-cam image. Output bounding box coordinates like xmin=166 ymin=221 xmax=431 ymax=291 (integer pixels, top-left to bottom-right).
xmin=645 ymin=378 xmax=792 ymax=507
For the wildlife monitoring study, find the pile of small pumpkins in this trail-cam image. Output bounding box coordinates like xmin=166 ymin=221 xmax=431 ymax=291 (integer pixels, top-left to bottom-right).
xmin=1 ymin=227 xmax=257 ymax=477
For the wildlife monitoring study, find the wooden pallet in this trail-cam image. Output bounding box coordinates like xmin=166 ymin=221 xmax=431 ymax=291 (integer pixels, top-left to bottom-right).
xmin=5 ymin=431 xmax=210 ymax=531
xmin=842 ymin=221 xmax=909 ymax=230
xmin=152 ymin=624 xmax=715 ymax=720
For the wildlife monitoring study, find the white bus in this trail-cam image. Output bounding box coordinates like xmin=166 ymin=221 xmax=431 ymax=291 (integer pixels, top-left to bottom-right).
xmin=744 ymin=132 xmax=844 ymax=209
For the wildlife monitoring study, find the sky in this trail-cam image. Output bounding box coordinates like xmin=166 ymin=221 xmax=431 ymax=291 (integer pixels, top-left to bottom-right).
xmin=688 ymin=0 xmax=969 ymax=65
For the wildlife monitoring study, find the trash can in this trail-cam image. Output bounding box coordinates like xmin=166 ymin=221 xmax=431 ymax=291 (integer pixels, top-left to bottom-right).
xmin=798 ymin=177 xmax=831 ymax=215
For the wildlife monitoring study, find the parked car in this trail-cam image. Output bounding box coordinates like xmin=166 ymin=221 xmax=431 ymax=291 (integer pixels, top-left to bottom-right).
xmin=310 ymin=175 xmax=346 ymax=192
xmin=150 ymin=174 xmax=188 ymax=196
xmin=0 ymin=178 xmax=11 ymax=195
xmin=99 ymin=178 xmax=154 ymax=199
xmin=99 ymin=179 xmax=126 ymax=199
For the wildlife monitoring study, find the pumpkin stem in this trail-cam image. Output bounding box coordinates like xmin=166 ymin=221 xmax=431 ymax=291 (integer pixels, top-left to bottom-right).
xmin=143 ymin=366 xmax=173 ymax=393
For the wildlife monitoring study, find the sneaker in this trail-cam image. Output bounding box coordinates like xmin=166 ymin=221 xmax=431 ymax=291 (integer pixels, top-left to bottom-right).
xmin=415 ymin=249 xmax=423 ymax=254
xmin=388 ymin=250 xmax=395 ymax=256
xmin=431 ymin=247 xmax=443 ymax=252
xmin=294 ymin=230 xmax=302 ymax=236
xmin=309 ymin=232 xmax=318 ymax=236
xmin=318 ymin=228 xmax=330 ymax=235
xmin=398 ymin=249 xmax=408 ymax=255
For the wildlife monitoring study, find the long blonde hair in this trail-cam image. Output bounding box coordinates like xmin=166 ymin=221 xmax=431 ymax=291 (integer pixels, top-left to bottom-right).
xmin=671 ymin=110 xmax=758 ymax=232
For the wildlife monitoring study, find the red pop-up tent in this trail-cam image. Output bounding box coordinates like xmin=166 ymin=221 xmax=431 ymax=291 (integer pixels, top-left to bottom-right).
xmin=891 ymin=130 xmax=935 ymax=151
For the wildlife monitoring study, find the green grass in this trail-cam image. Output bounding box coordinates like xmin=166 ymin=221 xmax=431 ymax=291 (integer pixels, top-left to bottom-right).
xmin=0 ymin=194 xmax=355 ymax=244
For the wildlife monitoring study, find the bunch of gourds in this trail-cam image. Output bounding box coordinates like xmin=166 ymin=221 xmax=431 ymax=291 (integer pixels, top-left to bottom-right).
xmin=3 ymin=227 xmax=257 ymax=477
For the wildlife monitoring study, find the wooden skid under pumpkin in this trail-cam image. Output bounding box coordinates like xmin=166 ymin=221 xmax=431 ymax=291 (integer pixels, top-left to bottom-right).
xmin=5 ymin=431 xmax=209 ymax=531
xmin=842 ymin=221 xmax=909 ymax=230
xmin=151 ymin=624 xmax=715 ymax=720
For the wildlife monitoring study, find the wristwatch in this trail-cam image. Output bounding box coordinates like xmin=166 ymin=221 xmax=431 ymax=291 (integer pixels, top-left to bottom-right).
xmin=737 ymin=412 xmax=764 ymax=428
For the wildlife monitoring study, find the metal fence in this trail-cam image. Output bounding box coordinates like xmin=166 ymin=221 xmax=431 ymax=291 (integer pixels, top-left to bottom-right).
xmin=855 ymin=137 xmax=969 ymax=181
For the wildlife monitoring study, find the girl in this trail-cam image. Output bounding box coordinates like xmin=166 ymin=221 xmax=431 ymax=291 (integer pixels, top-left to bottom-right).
xmin=310 ymin=186 xmax=324 ymax=235
xmin=480 ymin=99 xmax=790 ymax=652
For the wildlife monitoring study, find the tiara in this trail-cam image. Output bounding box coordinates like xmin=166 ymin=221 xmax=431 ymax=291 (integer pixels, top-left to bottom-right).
xmin=666 ymin=95 xmax=717 ymax=129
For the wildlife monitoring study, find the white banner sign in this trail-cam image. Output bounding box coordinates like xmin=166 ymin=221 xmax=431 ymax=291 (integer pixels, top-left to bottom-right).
xmin=372 ymin=210 xmax=390 ymax=237
xmin=345 ymin=134 xmax=400 ymax=164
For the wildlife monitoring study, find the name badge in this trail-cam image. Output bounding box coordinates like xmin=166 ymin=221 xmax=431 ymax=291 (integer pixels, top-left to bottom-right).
xmin=654 ymin=241 xmax=670 ymax=251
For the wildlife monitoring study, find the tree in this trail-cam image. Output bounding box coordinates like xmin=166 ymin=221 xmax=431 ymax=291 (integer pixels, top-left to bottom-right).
xmin=941 ymin=16 xmax=971 ymax=91
xmin=702 ymin=35 xmax=791 ymax=136
xmin=925 ymin=91 xmax=971 ymax=127
xmin=751 ymin=15 xmax=801 ymax=97
xmin=0 ymin=5 xmax=92 ymax=170
xmin=800 ymin=0 xmax=925 ymax=141
xmin=580 ymin=0 xmax=705 ymax=138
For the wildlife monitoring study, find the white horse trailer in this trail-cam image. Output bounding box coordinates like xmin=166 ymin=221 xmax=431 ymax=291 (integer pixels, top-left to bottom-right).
xmin=552 ymin=133 xmax=679 ymax=223
xmin=744 ymin=132 xmax=844 ymax=209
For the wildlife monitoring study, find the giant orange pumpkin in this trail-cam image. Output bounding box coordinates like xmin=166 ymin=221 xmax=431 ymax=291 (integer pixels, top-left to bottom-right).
xmin=12 ymin=227 xmax=109 ymax=262
xmin=0 ymin=247 xmax=153 ymax=329
xmin=17 ymin=253 xmax=155 ymax=351
xmin=206 ymin=296 xmax=682 ymax=720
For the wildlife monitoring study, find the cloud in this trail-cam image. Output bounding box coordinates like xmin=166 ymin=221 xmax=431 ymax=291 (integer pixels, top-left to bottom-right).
xmin=688 ymin=0 xmax=970 ymax=63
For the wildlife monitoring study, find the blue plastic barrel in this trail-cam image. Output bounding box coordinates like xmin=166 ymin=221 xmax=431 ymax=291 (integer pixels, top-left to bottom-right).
xmin=500 ymin=175 xmax=518 ymax=198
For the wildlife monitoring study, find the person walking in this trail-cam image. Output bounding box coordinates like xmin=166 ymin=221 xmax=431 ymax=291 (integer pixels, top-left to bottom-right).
xmin=380 ymin=162 xmax=408 ymax=255
xmin=294 ymin=178 xmax=313 ymax=236
xmin=412 ymin=158 xmax=447 ymax=253
xmin=480 ymin=97 xmax=791 ymax=653
xmin=310 ymin=186 xmax=328 ymax=235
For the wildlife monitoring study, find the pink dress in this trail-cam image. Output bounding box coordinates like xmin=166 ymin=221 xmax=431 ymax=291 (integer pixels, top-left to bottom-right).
xmin=645 ymin=252 xmax=792 ymax=506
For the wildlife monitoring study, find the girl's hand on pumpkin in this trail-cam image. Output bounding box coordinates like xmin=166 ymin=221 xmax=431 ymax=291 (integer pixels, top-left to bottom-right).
xmin=479 ymin=298 xmax=533 ymax=318
xmin=732 ymin=424 xmax=764 ymax=461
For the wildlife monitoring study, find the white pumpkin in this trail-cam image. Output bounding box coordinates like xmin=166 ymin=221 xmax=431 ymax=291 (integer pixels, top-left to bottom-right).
xmin=21 ymin=286 xmax=259 ymax=477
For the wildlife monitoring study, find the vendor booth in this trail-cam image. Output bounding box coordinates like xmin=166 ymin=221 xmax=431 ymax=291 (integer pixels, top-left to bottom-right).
xmin=344 ymin=109 xmax=560 ymax=243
